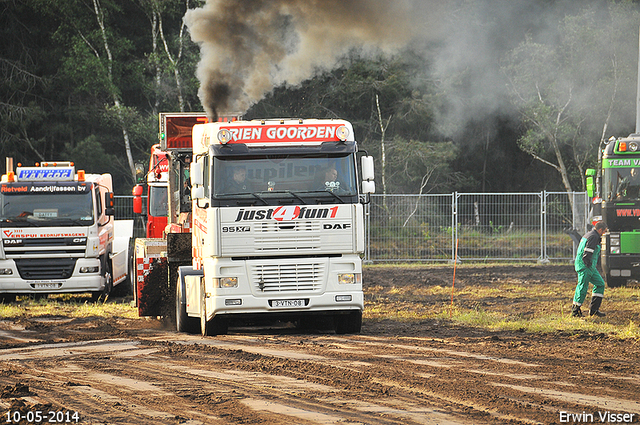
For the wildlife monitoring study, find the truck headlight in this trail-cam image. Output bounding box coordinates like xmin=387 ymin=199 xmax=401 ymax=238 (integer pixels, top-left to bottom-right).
xmin=215 ymin=277 xmax=238 ymax=288
xmin=338 ymin=273 xmax=361 ymax=285
xmin=0 ymin=268 xmax=13 ymax=275
xmin=610 ymin=247 xmax=621 ymax=254
xmin=80 ymin=266 xmax=99 ymax=273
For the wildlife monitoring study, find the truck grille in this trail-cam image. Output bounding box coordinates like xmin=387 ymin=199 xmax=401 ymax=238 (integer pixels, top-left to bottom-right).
xmin=253 ymin=221 xmax=321 ymax=251
xmin=3 ymin=237 xmax=86 ymax=257
xmin=15 ymin=258 xmax=77 ymax=280
xmin=250 ymin=262 xmax=324 ymax=293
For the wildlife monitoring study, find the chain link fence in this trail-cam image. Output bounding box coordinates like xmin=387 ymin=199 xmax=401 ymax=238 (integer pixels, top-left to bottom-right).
xmin=115 ymin=191 xmax=590 ymax=263
xmin=114 ymin=196 xmax=147 ymax=238
xmin=365 ymin=192 xmax=589 ymax=263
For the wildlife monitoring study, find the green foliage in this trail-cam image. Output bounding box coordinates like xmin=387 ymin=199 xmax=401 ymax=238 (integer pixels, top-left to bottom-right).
xmin=503 ymin=1 xmax=640 ymax=192
xmin=3 ymin=0 xmax=640 ymax=195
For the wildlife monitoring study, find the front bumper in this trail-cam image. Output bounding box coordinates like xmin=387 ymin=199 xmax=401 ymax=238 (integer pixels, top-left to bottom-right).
xmin=0 ymin=258 xmax=104 ymax=294
xmin=602 ymin=254 xmax=640 ymax=279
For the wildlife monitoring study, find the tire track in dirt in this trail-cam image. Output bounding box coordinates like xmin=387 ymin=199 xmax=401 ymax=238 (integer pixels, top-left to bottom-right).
xmin=1 ymin=337 xmax=475 ymax=425
xmin=1 ymin=264 xmax=639 ymax=424
xmin=4 ymin=330 xmax=638 ymax=425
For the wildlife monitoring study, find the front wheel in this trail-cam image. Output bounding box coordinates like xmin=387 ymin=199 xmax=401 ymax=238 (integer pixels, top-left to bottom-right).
xmin=200 ymin=282 xmax=227 ymax=336
xmin=202 ymin=315 xmax=228 ymax=336
xmin=176 ymin=275 xmax=199 ymax=334
xmin=0 ymin=294 xmax=16 ymax=304
xmin=92 ymin=257 xmax=113 ymax=302
xmin=335 ymin=310 xmax=362 ymax=334
xmin=606 ymin=274 xmax=626 ymax=288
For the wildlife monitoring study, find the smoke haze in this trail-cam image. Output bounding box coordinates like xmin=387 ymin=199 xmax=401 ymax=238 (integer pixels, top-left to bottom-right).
xmin=184 ymin=0 xmax=450 ymax=120
xmin=184 ymin=0 xmax=631 ymax=136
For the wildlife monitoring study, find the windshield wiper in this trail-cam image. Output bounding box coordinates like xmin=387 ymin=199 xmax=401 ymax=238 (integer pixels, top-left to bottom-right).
xmin=262 ymin=190 xmax=309 ymax=204
xmin=0 ymin=218 xmax=39 ymax=226
xmin=214 ymin=193 xmax=269 ymax=205
xmin=55 ymin=218 xmax=93 ymax=226
xmin=306 ymin=190 xmax=346 ymax=204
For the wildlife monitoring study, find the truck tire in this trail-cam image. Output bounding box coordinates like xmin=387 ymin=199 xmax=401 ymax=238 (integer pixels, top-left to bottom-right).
xmin=163 ymin=263 xmax=179 ymax=327
xmin=0 ymin=294 xmax=16 ymax=304
xmin=335 ymin=310 xmax=362 ymax=334
xmin=92 ymin=257 xmax=113 ymax=302
xmin=202 ymin=316 xmax=228 ymax=336
xmin=200 ymin=284 xmax=228 ymax=336
xmin=606 ymin=274 xmax=626 ymax=288
xmin=176 ymin=272 xmax=199 ymax=334
xmin=112 ymin=238 xmax=134 ymax=298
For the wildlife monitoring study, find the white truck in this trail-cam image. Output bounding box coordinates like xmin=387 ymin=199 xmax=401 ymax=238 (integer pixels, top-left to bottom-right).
xmin=176 ymin=118 xmax=375 ymax=335
xmin=0 ymin=161 xmax=133 ymax=302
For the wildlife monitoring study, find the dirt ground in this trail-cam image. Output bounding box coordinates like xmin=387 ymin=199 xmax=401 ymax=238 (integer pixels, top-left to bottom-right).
xmin=1 ymin=265 xmax=639 ymax=425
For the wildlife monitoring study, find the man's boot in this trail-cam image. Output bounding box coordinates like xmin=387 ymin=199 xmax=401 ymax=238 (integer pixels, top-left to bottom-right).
xmin=589 ymin=296 xmax=606 ymax=317
xmin=571 ymin=304 xmax=583 ymax=317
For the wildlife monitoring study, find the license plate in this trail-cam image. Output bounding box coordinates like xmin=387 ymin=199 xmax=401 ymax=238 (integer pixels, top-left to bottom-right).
xmin=271 ymin=299 xmax=304 ymax=308
xmin=34 ymin=283 xmax=60 ymax=289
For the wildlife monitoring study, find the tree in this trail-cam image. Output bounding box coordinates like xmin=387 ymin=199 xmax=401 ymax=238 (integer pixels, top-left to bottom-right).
xmin=502 ymin=2 xmax=640 ymax=204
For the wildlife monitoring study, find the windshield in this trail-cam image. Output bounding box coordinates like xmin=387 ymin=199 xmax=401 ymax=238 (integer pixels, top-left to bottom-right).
xmin=212 ymin=154 xmax=357 ymax=205
xmin=148 ymin=185 xmax=168 ymax=217
xmin=0 ymin=182 xmax=94 ymax=226
xmin=603 ymin=167 xmax=640 ymax=202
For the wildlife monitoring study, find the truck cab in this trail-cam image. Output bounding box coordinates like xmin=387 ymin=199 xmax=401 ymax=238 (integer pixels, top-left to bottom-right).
xmin=180 ymin=118 xmax=375 ymax=335
xmin=587 ymin=134 xmax=640 ymax=286
xmin=0 ymin=162 xmax=133 ymax=302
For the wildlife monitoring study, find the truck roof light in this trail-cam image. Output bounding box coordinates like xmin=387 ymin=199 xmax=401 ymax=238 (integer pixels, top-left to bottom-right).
xmin=629 ymin=141 xmax=639 ymax=152
xmin=217 ymin=129 xmax=232 ymax=144
xmin=336 ymin=125 xmax=349 ymax=141
xmin=7 ymin=171 xmax=14 ymax=182
xmin=619 ymin=142 xmax=627 ymax=152
xmin=77 ymin=170 xmax=85 ymax=181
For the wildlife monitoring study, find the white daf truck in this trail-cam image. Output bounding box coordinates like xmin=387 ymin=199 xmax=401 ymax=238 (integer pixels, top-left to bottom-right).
xmin=0 ymin=162 xmax=133 ymax=302
xmin=175 ymin=118 xmax=375 ymax=335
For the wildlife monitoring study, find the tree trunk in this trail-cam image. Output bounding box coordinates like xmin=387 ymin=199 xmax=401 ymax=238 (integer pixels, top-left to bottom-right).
xmin=158 ymin=11 xmax=185 ymax=112
xmin=92 ymin=0 xmax=136 ymax=182
xmin=375 ymin=94 xmax=390 ymax=212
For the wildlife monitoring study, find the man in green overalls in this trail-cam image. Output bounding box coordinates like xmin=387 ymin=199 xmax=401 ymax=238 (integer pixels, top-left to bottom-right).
xmin=572 ymin=221 xmax=608 ymax=318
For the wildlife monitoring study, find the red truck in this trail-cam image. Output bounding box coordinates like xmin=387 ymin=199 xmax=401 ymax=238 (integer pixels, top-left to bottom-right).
xmin=132 ymin=112 xmax=239 ymax=316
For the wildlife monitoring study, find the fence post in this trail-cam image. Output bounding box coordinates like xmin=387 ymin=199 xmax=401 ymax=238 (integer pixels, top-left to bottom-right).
xmin=452 ymin=192 xmax=458 ymax=263
xmin=364 ymin=201 xmax=371 ymax=264
xmin=540 ymin=191 xmax=550 ymax=263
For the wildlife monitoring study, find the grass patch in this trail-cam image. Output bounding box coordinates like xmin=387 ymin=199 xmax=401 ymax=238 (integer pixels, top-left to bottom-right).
xmin=0 ymin=294 xmax=138 ymax=320
xmin=364 ymin=268 xmax=640 ymax=340
xmin=433 ymin=308 xmax=640 ymax=339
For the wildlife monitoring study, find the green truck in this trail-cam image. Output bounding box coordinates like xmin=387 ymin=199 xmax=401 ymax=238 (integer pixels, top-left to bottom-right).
xmin=586 ymin=135 xmax=640 ymax=287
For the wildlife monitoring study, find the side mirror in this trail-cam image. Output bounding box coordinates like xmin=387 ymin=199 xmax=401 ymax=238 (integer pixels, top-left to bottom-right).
xmin=104 ymin=192 xmax=115 ymax=216
xmin=361 ymin=156 xmax=375 ymax=194
xmin=190 ymin=161 xmax=203 ymax=186
xmin=132 ymin=185 xmax=143 ymax=214
xmin=135 ymin=163 xmax=145 ymax=183
xmin=191 ymin=186 xmax=205 ymax=200
xmin=362 ymin=180 xmax=375 ymax=194
xmin=361 ymin=156 xmax=374 ymax=181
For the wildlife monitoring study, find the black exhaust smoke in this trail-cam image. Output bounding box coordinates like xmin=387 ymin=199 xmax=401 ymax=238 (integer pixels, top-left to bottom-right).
xmin=184 ymin=0 xmax=448 ymax=119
